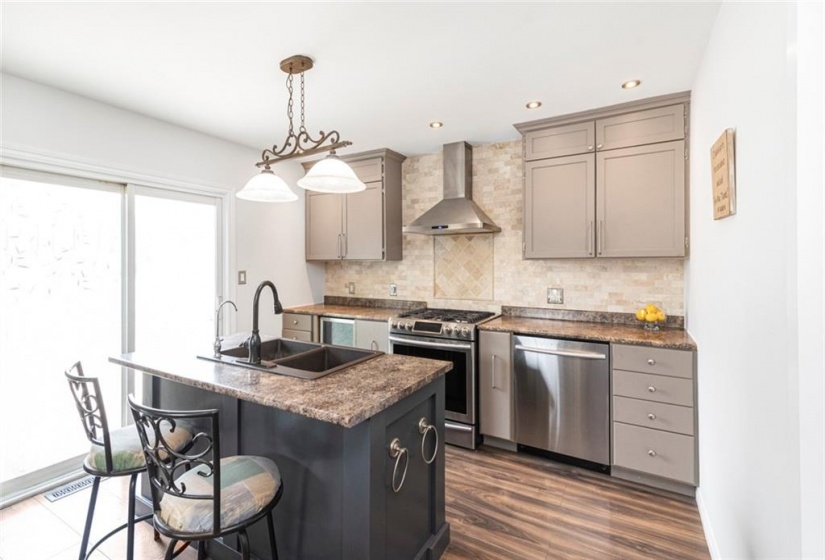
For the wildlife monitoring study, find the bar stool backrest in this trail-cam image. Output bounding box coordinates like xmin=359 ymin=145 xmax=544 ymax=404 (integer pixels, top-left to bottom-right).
xmin=65 ymin=361 xmax=114 ymax=473
xmin=128 ymin=395 xmax=222 ymax=538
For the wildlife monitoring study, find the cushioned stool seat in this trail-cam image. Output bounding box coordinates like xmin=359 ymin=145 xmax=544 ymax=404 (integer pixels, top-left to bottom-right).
xmin=86 ymin=423 xmax=192 ymax=473
xmin=159 ymin=456 xmax=282 ymax=534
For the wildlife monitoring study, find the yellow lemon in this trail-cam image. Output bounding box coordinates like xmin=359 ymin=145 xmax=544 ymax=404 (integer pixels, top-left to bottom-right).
xmin=656 ymin=311 xmax=666 ymax=322
xmin=636 ymin=309 xmax=646 ymax=321
xmin=645 ymin=313 xmax=658 ymax=323
xmin=645 ymin=304 xmax=659 ymax=314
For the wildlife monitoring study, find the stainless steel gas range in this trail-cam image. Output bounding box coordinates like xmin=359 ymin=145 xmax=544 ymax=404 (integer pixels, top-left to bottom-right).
xmin=388 ymin=308 xmax=495 ymax=449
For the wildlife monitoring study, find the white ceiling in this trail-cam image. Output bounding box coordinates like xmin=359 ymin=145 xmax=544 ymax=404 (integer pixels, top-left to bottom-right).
xmin=1 ymin=2 xmax=720 ymax=157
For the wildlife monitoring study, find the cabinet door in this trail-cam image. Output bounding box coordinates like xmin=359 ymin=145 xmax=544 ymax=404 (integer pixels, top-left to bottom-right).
xmin=306 ymin=192 xmax=343 ymax=261
xmin=479 ymin=331 xmax=513 ymax=441
xmin=524 ymin=121 xmax=595 ymax=160
xmin=597 ymin=140 xmax=686 ymax=257
xmin=354 ymin=319 xmax=389 ymax=352
xmin=596 ymin=104 xmax=685 ymax=151
xmin=343 ymin=182 xmax=384 ymax=260
xmin=524 ymin=153 xmax=596 ymax=259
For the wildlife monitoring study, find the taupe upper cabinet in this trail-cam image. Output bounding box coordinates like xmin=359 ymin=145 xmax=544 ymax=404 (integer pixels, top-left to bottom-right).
xmin=303 ymin=149 xmax=405 ymax=261
xmin=525 ymin=153 xmax=596 ymax=258
xmin=515 ymin=92 xmax=690 ymax=259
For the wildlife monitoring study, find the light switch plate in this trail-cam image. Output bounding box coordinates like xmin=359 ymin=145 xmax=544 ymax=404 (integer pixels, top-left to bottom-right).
xmin=238 ymin=270 xmax=247 ymax=285
xmin=547 ymin=287 xmax=564 ymax=304
xmin=389 ymin=283 xmax=397 ymax=296
xmin=347 ymin=282 xmax=356 ymax=295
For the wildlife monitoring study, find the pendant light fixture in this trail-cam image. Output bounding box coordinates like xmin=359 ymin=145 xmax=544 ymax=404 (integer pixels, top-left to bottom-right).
xmin=237 ymin=55 xmax=364 ymax=202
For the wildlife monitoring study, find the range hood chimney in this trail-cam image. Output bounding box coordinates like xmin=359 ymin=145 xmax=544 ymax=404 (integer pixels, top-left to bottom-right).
xmin=403 ymin=142 xmax=501 ymax=235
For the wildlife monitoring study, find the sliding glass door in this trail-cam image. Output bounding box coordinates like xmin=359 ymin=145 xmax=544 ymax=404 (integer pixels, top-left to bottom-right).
xmin=0 ymin=168 xmax=224 ymax=504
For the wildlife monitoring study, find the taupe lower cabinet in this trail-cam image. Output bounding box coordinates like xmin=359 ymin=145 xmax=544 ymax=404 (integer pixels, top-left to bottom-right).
xmin=304 ymin=149 xmax=405 ymax=261
xmin=353 ymin=319 xmax=389 ymax=352
xmin=479 ymin=331 xmax=513 ymax=441
xmin=517 ymin=94 xmax=689 ymax=259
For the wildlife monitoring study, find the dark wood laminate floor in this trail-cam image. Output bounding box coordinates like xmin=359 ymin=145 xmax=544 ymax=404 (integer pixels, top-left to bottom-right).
xmin=443 ymin=445 xmax=709 ymax=560
xmin=0 ymin=445 xmax=709 ymax=559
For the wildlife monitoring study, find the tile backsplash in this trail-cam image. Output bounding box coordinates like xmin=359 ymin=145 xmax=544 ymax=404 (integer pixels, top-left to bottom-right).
xmin=326 ymin=140 xmax=685 ymax=316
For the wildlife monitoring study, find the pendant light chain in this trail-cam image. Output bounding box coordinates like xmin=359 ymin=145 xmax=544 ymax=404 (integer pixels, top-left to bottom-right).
xmin=300 ymin=71 xmax=307 ymax=133
xmin=286 ymin=67 xmax=295 ymax=137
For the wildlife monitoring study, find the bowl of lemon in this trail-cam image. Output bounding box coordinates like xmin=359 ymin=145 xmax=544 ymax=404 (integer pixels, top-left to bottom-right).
xmin=636 ymin=304 xmax=666 ymax=331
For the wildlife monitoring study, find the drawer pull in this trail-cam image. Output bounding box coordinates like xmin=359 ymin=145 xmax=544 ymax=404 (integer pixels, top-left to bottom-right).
xmin=647 ymin=359 xmax=656 ymax=366
xmin=292 ymin=320 xmax=298 ymax=325
xmin=648 ymin=386 xmax=656 ymax=393
xmin=648 ymin=413 xmax=656 ymax=420
xmin=648 ymin=449 xmax=657 ymax=457
xmin=418 ymin=417 xmax=439 ymax=465
xmin=388 ymin=438 xmax=409 ymax=493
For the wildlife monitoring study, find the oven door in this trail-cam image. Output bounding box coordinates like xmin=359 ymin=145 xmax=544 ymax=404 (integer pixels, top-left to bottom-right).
xmin=388 ymin=333 xmax=476 ymax=426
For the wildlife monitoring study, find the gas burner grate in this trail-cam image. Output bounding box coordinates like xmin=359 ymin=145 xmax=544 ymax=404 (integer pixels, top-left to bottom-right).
xmin=399 ymin=308 xmax=495 ymax=324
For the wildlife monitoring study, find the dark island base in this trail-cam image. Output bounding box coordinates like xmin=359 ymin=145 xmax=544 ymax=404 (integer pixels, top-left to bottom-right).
xmin=143 ymin=374 xmax=449 ymax=560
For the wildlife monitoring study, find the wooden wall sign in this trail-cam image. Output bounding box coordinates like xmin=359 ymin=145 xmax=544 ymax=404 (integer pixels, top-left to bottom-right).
xmin=711 ymin=128 xmax=736 ymax=220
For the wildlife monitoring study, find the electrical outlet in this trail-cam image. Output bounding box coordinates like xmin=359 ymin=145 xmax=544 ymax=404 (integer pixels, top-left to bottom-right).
xmin=389 ymin=283 xmax=397 ymax=296
xmin=238 ymin=270 xmax=247 ymax=285
xmin=347 ymin=282 xmax=356 ymax=295
xmin=547 ymin=287 xmax=564 ymax=304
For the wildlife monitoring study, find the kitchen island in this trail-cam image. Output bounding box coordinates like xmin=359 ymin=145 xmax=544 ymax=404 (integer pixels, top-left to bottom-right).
xmin=110 ymin=346 xmax=452 ymax=560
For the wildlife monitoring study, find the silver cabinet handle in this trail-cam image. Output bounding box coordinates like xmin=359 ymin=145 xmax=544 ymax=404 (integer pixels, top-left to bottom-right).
xmin=588 ymin=221 xmax=593 ymax=256
xmin=647 ymin=359 xmax=656 ymax=366
xmin=648 ymin=449 xmax=657 ymax=457
xmin=337 ymin=233 xmax=342 ymax=259
xmin=491 ymin=355 xmax=497 ymax=389
xmin=292 ymin=319 xmax=299 ymax=325
xmin=418 ymin=417 xmax=438 ymax=465
xmin=388 ymin=438 xmax=408 ymax=493
xmin=370 ymin=340 xmax=379 ymax=351
xmin=597 ymin=143 xmax=603 ymax=149
xmin=648 ymin=386 xmax=657 ymax=393
xmin=648 ymin=413 xmax=656 ymax=420
xmin=587 ymin=145 xmax=594 ymax=151
xmin=598 ymin=220 xmax=604 ymax=255
xmin=342 ymin=233 xmax=347 ymax=259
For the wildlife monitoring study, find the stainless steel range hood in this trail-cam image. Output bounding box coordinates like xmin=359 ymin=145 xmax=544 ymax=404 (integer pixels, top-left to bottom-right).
xmin=403 ymin=142 xmax=501 ymax=235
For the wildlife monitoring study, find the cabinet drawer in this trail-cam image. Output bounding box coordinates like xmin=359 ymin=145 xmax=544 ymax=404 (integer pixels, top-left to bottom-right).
xmin=596 ymin=104 xmax=685 ymax=151
xmin=612 ymin=344 xmax=693 ymax=378
xmin=282 ymin=328 xmax=313 ymax=342
xmin=282 ymin=313 xmax=312 ymax=332
xmin=613 ymin=396 xmax=693 ymax=436
xmin=613 ymin=422 xmax=695 ymax=484
xmin=524 ymin=122 xmax=595 ymax=160
xmin=613 ymin=370 xmax=693 ymax=406
xmin=347 ymin=158 xmax=383 ymax=183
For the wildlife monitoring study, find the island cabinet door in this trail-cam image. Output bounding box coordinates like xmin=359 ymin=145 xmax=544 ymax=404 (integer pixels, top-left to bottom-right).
xmin=384 ymin=397 xmax=439 ymax=559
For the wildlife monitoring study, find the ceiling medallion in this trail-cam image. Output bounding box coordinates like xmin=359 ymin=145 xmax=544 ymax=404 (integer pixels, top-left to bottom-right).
xmin=238 ymin=54 xmax=364 ymax=202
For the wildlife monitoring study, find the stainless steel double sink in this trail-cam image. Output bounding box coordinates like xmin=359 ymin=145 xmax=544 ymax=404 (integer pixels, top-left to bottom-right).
xmin=198 ymin=338 xmax=382 ymax=380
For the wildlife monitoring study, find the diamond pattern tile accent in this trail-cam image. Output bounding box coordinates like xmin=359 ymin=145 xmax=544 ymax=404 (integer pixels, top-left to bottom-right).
xmin=434 ymin=235 xmax=493 ymax=300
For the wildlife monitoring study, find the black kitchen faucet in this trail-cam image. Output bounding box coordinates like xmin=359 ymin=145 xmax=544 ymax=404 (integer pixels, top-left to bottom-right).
xmin=246 ymin=280 xmax=284 ymax=364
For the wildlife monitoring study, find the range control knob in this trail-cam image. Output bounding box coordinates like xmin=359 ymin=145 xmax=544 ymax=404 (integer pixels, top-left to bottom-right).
xmin=460 ymin=327 xmax=471 ymax=337
xmin=443 ymin=325 xmax=454 ymax=334
xmin=404 ymin=322 xmax=413 ymax=331
xmin=390 ymin=321 xmax=397 ymax=329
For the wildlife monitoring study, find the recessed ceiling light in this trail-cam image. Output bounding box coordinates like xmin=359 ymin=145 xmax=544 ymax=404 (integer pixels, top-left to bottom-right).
xmin=526 ymin=101 xmax=542 ymax=109
xmin=621 ymin=79 xmax=642 ymax=90
xmin=429 ymin=121 xmax=444 ymax=129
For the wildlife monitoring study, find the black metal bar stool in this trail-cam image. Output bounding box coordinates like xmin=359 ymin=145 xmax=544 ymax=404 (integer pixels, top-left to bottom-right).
xmin=128 ymin=395 xmax=284 ymax=560
xmin=65 ymin=362 xmax=194 ymax=560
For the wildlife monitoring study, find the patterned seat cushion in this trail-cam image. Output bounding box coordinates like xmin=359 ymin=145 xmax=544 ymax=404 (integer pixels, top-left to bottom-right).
xmin=158 ymin=456 xmax=281 ymax=535
xmin=86 ymin=423 xmax=192 ymax=473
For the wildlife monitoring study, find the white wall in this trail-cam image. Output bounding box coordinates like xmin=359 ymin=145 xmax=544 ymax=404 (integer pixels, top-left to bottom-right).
xmin=0 ymin=73 xmax=324 ymax=336
xmin=688 ymin=3 xmax=824 ymax=558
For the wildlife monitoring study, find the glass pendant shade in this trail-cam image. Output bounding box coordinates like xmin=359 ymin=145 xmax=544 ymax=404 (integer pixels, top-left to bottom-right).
xmin=236 ymin=169 xmax=298 ymax=202
xmin=297 ymin=154 xmax=366 ymax=194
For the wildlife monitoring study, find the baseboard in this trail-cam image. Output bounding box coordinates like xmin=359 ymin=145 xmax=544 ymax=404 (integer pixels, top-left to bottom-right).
xmin=696 ymin=487 xmax=721 ymax=559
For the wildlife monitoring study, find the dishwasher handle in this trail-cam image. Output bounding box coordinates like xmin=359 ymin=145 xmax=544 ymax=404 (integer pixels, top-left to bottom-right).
xmin=514 ymin=344 xmax=607 ymax=360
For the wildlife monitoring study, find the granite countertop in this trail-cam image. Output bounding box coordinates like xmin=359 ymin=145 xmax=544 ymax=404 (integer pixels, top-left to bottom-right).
xmin=285 ymin=303 xmax=404 ymax=322
xmin=479 ymin=316 xmax=696 ymax=351
xmin=110 ymin=350 xmax=451 ymax=428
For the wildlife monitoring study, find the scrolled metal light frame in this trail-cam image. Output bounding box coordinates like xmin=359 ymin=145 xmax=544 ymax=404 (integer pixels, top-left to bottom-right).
xmin=255 ymin=54 xmax=353 ymax=168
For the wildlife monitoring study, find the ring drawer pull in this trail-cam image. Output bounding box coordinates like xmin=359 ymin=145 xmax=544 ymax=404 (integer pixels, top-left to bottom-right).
xmin=388 ymin=438 xmax=409 ymax=493
xmin=647 ymin=359 xmax=656 ymax=366
xmin=648 ymin=413 xmax=656 ymax=420
xmin=648 ymin=386 xmax=656 ymax=393
xmin=418 ymin=417 xmax=439 ymax=464
xmin=648 ymin=449 xmax=657 ymax=457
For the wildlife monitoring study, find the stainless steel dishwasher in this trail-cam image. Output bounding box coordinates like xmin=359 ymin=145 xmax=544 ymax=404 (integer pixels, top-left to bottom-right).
xmin=513 ymin=335 xmax=610 ymax=469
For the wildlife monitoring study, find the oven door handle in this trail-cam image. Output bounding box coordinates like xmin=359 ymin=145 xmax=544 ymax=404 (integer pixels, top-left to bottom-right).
xmin=388 ymin=335 xmax=474 ymax=351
